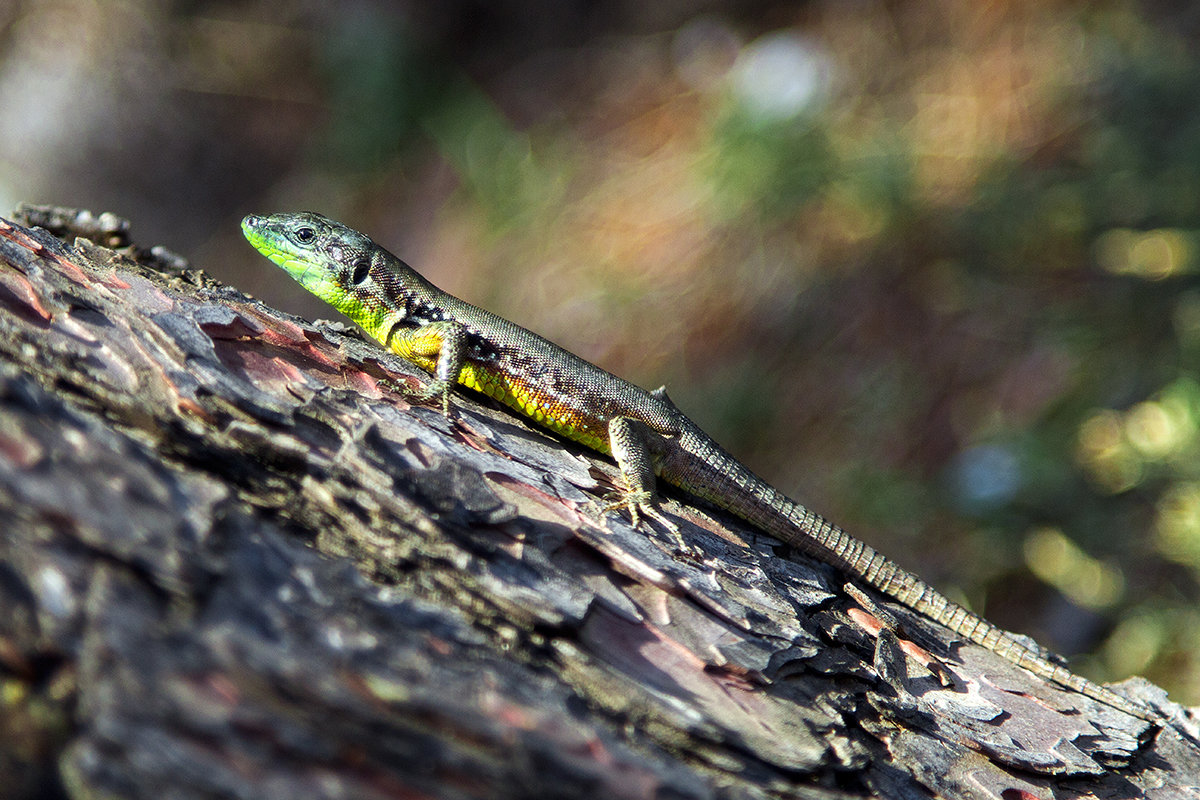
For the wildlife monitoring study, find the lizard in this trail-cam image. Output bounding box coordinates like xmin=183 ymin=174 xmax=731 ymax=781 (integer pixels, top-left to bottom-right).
xmin=241 ymin=211 xmax=1156 ymax=723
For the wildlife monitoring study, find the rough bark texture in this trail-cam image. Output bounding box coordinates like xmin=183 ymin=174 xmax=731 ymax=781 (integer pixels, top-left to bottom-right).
xmin=0 ymin=207 xmax=1197 ymax=800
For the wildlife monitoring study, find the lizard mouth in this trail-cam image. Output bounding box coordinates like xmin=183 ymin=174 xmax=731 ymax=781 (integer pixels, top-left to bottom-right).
xmin=241 ymin=215 xmax=316 ymax=287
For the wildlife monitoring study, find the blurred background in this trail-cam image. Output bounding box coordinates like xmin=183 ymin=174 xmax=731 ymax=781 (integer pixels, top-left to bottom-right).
xmin=2 ymin=0 xmax=1198 ymax=704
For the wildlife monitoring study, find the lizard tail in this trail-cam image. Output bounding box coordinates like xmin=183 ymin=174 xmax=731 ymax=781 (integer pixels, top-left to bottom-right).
xmin=663 ymin=426 xmax=1154 ymax=719
xmin=773 ymin=501 xmax=1155 ymax=721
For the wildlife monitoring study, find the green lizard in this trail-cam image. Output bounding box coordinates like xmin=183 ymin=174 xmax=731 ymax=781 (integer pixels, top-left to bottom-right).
xmin=242 ymin=211 xmax=1155 ymax=723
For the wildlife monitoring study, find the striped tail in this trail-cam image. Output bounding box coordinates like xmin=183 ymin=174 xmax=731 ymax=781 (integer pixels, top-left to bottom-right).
xmin=768 ymin=499 xmax=1154 ymax=721
xmin=664 ymin=425 xmax=1154 ymax=721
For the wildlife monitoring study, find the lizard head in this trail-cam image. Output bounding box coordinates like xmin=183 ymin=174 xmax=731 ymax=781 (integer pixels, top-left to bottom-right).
xmin=242 ymin=211 xmax=422 ymax=340
xmin=241 ymin=211 xmax=374 ymax=306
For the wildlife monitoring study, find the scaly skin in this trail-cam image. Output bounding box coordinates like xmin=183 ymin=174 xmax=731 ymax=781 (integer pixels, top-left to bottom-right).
xmin=242 ymin=211 xmax=1156 ymax=723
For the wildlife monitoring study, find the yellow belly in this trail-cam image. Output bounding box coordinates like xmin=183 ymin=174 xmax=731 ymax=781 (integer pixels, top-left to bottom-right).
xmin=458 ymin=363 xmax=610 ymax=453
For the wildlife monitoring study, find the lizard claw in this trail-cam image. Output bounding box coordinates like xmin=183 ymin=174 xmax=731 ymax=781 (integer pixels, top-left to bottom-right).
xmin=598 ymin=490 xmax=702 ymax=557
xmin=598 ymin=489 xmax=655 ymax=527
xmin=386 ymin=377 xmax=454 ymax=417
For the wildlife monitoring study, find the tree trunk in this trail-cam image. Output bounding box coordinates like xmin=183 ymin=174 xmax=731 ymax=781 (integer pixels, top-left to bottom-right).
xmin=0 ymin=206 xmax=1196 ymax=800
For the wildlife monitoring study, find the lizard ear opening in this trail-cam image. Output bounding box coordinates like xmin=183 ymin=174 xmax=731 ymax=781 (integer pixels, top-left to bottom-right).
xmin=351 ymin=259 xmax=371 ymax=285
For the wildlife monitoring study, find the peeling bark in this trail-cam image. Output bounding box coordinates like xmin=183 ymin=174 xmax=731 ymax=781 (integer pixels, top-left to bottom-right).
xmin=0 ymin=207 xmax=1197 ymax=800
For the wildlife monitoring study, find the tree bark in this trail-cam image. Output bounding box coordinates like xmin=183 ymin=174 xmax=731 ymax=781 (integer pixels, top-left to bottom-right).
xmin=0 ymin=206 xmax=1196 ymax=800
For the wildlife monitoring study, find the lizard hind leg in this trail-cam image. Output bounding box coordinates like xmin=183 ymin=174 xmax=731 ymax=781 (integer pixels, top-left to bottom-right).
xmin=605 ymin=416 xmax=696 ymax=555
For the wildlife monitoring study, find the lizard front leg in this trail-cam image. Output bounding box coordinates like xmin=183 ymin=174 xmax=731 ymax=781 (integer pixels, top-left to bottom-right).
xmin=386 ymin=320 xmax=468 ymax=416
xmin=605 ymin=416 xmax=694 ymax=553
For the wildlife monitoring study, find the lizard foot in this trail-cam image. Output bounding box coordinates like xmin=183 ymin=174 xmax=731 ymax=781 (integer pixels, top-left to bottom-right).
xmin=597 ymin=491 xmax=703 ymax=558
xmin=382 ymin=376 xmax=454 ymax=417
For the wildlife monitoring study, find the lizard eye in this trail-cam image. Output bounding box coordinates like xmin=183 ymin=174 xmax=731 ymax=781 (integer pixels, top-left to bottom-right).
xmin=294 ymin=226 xmax=316 ymax=243
xmin=350 ymin=259 xmax=371 ymax=285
